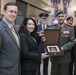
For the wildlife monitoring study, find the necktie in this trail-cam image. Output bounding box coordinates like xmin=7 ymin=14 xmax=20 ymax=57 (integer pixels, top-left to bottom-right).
xmin=43 ymin=25 xmax=45 ymax=30
xmin=60 ymin=25 xmax=61 ymax=29
xmin=11 ymin=26 xmax=19 ymax=47
xmin=59 ymin=25 xmax=61 ymax=29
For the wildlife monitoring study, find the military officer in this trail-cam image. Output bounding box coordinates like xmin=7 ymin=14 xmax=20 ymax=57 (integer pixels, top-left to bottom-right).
xmin=66 ymin=16 xmax=74 ymax=75
xmin=66 ymin=16 xmax=73 ymax=26
xmin=50 ymin=10 xmax=75 ymax=75
xmin=66 ymin=16 xmax=76 ymax=75
xmin=37 ymin=13 xmax=50 ymax=75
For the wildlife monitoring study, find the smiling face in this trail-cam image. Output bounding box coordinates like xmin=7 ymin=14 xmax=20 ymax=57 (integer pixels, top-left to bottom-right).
xmin=40 ymin=18 xmax=48 ymax=25
xmin=26 ymin=19 xmax=35 ymax=34
xmin=57 ymin=14 xmax=66 ymax=25
xmin=3 ymin=5 xmax=18 ymax=24
xmin=67 ymin=19 xmax=73 ymax=26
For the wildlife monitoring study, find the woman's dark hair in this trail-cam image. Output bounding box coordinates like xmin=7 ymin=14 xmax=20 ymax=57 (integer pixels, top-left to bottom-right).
xmin=19 ymin=17 xmax=37 ymax=38
xmin=4 ymin=2 xmax=17 ymax=10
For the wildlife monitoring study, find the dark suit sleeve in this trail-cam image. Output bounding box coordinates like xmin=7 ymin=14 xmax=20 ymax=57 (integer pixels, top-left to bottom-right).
xmin=20 ymin=33 xmax=41 ymax=61
xmin=0 ymin=29 xmax=2 ymax=52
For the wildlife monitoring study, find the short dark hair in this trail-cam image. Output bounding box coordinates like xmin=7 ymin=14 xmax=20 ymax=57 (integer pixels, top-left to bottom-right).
xmin=4 ymin=2 xmax=17 ymax=10
xmin=0 ymin=14 xmax=4 ymax=21
xmin=66 ymin=16 xmax=73 ymax=21
xmin=19 ymin=17 xmax=37 ymax=38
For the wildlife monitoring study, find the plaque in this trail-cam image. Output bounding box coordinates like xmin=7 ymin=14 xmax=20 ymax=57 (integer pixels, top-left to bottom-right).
xmin=44 ymin=29 xmax=64 ymax=56
xmin=47 ymin=46 xmax=60 ymax=52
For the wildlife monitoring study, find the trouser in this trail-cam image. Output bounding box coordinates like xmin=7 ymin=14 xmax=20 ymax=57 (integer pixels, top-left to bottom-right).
xmin=51 ymin=62 xmax=69 ymax=75
xmin=69 ymin=48 xmax=74 ymax=75
xmin=74 ymin=62 xmax=76 ymax=75
xmin=38 ymin=57 xmax=49 ymax=75
xmin=21 ymin=69 xmax=37 ymax=75
xmin=69 ymin=61 xmax=74 ymax=75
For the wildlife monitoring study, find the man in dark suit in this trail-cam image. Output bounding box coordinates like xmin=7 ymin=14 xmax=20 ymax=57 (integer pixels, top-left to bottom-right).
xmin=37 ymin=13 xmax=50 ymax=75
xmin=50 ymin=10 xmax=75 ymax=75
xmin=0 ymin=2 xmax=21 ymax=75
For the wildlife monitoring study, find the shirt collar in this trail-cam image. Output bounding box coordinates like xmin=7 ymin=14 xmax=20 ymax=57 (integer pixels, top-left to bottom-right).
xmin=58 ymin=23 xmax=64 ymax=28
xmin=3 ymin=18 xmax=12 ymax=28
xmin=42 ymin=24 xmax=47 ymax=29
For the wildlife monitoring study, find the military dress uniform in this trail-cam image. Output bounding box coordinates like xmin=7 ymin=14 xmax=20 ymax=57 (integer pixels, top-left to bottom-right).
xmin=37 ymin=13 xmax=50 ymax=75
xmin=50 ymin=23 xmax=75 ymax=75
xmin=66 ymin=16 xmax=74 ymax=75
xmin=73 ymin=26 xmax=76 ymax=75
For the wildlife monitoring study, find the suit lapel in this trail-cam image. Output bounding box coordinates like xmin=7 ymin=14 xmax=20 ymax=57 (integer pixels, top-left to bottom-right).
xmin=46 ymin=24 xmax=50 ymax=29
xmin=30 ymin=36 xmax=38 ymax=47
xmin=39 ymin=24 xmax=42 ymax=30
xmin=2 ymin=20 xmax=20 ymax=50
xmin=61 ymin=26 xmax=67 ymax=34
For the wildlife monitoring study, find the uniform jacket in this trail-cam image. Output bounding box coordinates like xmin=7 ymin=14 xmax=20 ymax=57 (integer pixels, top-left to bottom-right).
xmin=37 ymin=24 xmax=50 ymax=53
xmin=73 ymin=26 xmax=76 ymax=62
xmin=50 ymin=24 xmax=75 ymax=63
xmin=20 ymin=33 xmax=41 ymax=71
xmin=0 ymin=20 xmax=21 ymax=75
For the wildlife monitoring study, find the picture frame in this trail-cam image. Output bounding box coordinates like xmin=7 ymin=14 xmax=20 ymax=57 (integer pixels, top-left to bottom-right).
xmin=47 ymin=45 xmax=60 ymax=52
xmin=44 ymin=29 xmax=64 ymax=56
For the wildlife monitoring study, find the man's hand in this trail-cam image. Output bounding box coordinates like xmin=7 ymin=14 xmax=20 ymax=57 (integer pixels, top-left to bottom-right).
xmin=61 ymin=47 xmax=64 ymax=51
xmin=41 ymin=36 xmax=46 ymax=42
xmin=39 ymin=30 xmax=44 ymax=37
xmin=41 ymin=53 xmax=49 ymax=59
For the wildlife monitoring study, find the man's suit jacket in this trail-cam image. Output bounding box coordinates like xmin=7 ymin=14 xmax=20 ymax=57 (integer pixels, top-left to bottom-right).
xmin=50 ymin=24 xmax=75 ymax=63
xmin=37 ymin=24 xmax=50 ymax=53
xmin=0 ymin=20 xmax=21 ymax=75
xmin=20 ymin=33 xmax=41 ymax=71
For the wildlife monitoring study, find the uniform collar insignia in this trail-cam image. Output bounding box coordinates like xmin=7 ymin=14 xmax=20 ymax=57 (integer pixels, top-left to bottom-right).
xmin=55 ymin=23 xmax=67 ymax=28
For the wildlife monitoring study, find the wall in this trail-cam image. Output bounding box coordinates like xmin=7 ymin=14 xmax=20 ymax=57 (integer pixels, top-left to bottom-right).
xmin=49 ymin=0 xmax=76 ymax=25
xmin=22 ymin=0 xmax=51 ymax=13
xmin=42 ymin=0 xmax=51 ymax=5
xmin=67 ymin=0 xmax=76 ymax=24
xmin=1 ymin=0 xmax=16 ymax=14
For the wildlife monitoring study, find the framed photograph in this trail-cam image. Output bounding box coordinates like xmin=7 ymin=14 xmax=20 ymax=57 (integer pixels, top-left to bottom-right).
xmin=47 ymin=46 xmax=60 ymax=52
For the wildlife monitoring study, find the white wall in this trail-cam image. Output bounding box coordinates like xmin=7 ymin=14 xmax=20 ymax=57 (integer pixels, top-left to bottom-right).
xmin=67 ymin=0 xmax=76 ymax=24
xmin=1 ymin=0 xmax=16 ymax=14
xmin=49 ymin=0 xmax=76 ymax=25
xmin=42 ymin=0 xmax=51 ymax=5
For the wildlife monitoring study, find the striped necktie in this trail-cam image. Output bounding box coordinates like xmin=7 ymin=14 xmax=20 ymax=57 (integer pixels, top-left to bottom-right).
xmin=11 ymin=26 xmax=19 ymax=47
xmin=43 ymin=25 xmax=45 ymax=30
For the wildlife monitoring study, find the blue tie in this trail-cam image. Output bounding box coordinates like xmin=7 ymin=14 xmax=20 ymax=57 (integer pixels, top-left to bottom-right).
xmin=43 ymin=25 xmax=45 ymax=30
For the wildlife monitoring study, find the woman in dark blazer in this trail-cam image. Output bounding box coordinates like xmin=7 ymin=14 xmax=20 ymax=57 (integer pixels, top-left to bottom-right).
xmin=19 ymin=17 xmax=49 ymax=75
